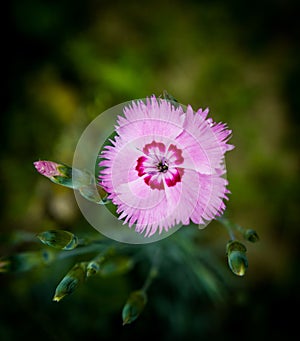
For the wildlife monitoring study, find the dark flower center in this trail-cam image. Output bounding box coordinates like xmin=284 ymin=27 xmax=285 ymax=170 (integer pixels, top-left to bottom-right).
xmin=157 ymin=160 xmax=169 ymax=173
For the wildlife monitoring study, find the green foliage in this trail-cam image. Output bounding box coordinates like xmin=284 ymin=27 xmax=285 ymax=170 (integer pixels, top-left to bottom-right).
xmin=2 ymin=0 xmax=299 ymax=339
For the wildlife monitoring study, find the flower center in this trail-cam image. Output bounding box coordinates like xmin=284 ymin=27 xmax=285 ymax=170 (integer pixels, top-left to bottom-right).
xmin=157 ymin=159 xmax=168 ymax=173
xmin=135 ymin=141 xmax=184 ymax=190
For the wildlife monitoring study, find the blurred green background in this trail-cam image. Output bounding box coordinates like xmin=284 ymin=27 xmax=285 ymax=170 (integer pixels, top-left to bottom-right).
xmin=1 ymin=0 xmax=299 ymax=340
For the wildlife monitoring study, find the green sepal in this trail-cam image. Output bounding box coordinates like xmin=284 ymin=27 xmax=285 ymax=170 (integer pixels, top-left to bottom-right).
xmin=162 ymin=90 xmax=180 ymax=108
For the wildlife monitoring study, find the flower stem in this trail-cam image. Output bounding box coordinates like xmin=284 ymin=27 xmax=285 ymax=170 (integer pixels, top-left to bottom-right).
xmin=142 ymin=266 xmax=158 ymax=292
xmin=217 ymin=216 xmax=236 ymax=240
xmin=56 ymin=242 xmax=107 ymax=260
xmin=141 ymin=248 xmax=160 ymax=292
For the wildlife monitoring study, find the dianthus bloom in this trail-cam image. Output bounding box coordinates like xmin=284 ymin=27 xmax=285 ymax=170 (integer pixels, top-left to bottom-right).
xmin=98 ymin=96 xmax=234 ymax=237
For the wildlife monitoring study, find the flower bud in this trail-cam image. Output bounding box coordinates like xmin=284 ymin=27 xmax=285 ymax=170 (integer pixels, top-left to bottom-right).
xmin=243 ymin=229 xmax=259 ymax=243
xmin=122 ymin=290 xmax=147 ymax=325
xmin=37 ymin=230 xmax=78 ymax=250
xmin=34 ymin=160 xmax=107 ymax=204
xmin=34 ymin=161 xmax=73 ymax=188
xmin=86 ymin=248 xmax=115 ymax=277
xmin=86 ymin=261 xmax=100 ymax=277
xmin=0 ymin=250 xmax=55 ymax=273
xmin=226 ymin=240 xmax=248 ymax=276
xmin=53 ymin=262 xmax=87 ymax=302
xmin=34 ymin=161 xmax=91 ymax=190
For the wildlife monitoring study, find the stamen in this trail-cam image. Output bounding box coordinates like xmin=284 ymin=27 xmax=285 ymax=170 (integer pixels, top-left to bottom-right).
xmin=157 ymin=160 xmax=169 ymax=173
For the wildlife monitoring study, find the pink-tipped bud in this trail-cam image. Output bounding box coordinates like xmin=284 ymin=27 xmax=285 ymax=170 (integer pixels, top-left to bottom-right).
xmin=34 ymin=161 xmax=62 ymax=178
xmin=33 ymin=160 xmax=74 ymax=188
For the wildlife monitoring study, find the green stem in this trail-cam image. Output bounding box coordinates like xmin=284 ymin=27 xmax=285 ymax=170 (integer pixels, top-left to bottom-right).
xmin=142 ymin=266 xmax=158 ymax=292
xmin=56 ymin=242 xmax=108 ymax=260
xmin=141 ymin=248 xmax=160 ymax=292
xmin=217 ymin=216 xmax=236 ymax=240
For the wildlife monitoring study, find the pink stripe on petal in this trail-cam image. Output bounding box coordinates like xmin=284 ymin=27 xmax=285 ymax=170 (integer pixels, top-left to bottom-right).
xmin=165 ymin=168 xmax=182 ymax=187
xmin=149 ymin=175 xmax=164 ymax=190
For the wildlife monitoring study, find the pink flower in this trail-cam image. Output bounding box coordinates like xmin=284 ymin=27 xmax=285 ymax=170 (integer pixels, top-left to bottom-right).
xmin=98 ymin=96 xmax=234 ymax=237
xmin=34 ymin=161 xmax=62 ymax=178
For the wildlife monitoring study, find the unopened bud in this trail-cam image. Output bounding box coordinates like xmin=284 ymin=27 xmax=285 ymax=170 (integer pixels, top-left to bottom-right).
xmin=86 ymin=261 xmax=100 ymax=277
xmin=34 ymin=161 xmax=91 ymax=190
xmin=53 ymin=262 xmax=87 ymax=302
xmin=86 ymin=248 xmax=115 ymax=277
xmin=34 ymin=161 xmax=73 ymax=188
xmin=37 ymin=230 xmax=78 ymax=250
xmin=226 ymin=240 xmax=248 ymax=276
xmin=0 ymin=250 xmax=55 ymax=273
xmin=243 ymin=229 xmax=259 ymax=243
xmin=34 ymin=160 xmax=107 ymax=204
xmin=122 ymin=290 xmax=147 ymax=325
